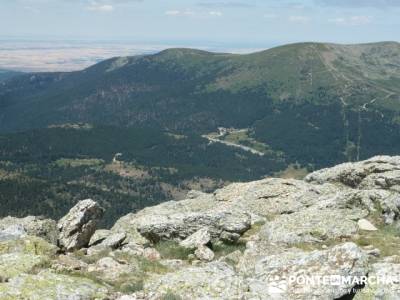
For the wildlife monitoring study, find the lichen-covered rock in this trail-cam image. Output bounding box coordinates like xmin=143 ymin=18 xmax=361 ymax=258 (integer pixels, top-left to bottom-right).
xmin=58 ymin=199 xmax=104 ymax=251
xmin=260 ymin=208 xmax=360 ymax=244
xmin=52 ymin=254 xmax=88 ymax=273
xmin=136 ymin=210 xmax=251 ymax=243
xmin=195 ymin=245 xmax=214 ymax=261
xmin=354 ymin=259 xmax=400 ymax=300
xmin=0 ymin=253 xmax=49 ymax=280
xmin=89 ymin=229 xmax=111 ymax=247
xmin=358 ymin=219 xmax=378 ymax=231
xmin=100 ymin=232 xmax=126 ymax=248
xmin=112 ymin=191 xmax=251 ymax=246
xmin=0 ymin=216 xmax=58 ymax=244
xmin=111 ymin=214 xmax=150 ymax=247
xmin=320 ymin=189 xmax=400 ymax=225
xmin=214 ymin=178 xmax=338 ymax=216
xmin=305 ymin=156 xmax=400 ymax=224
xmin=179 ymin=228 xmax=211 ymax=249
xmin=0 ymin=270 xmax=108 ymax=299
xmin=0 ymin=236 xmax=58 ymax=257
xmin=141 ymin=262 xmax=248 ymax=299
xmin=219 ymin=250 xmax=243 ymax=266
xmin=86 ymin=232 xmax=132 ymax=257
xmin=89 ymin=230 xmax=126 ymax=249
xmin=0 ymin=224 xmax=26 ymax=242
xmin=143 ymin=248 xmax=161 ymax=261
xmin=305 ymin=156 xmax=400 ymax=190
xmin=242 ymin=243 xmax=369 ymax=300
xmin=88 ymin=257 xmax=136 ymax=283
xmin=0 ymin=236 xmax=58 ymax=284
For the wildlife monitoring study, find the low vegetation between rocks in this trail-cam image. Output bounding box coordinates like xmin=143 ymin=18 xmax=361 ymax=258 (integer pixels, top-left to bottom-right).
xmin=1 ymin=155 xmax=400 ymax=299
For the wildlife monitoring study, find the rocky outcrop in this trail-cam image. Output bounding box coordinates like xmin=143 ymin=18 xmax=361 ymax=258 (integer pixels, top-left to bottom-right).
xmin=141 ymin=262 xmax=248 ymax=299
xmin=354 ymin=257 xmax=400 ymax=300
xmin=0 ymin=270 xmax=108 ymax=299
xmin=58 ymin=199 xmax=104 ymax=251
xmin=136 ymin=210 xmax=251 ymax=243
xmin=242 ymin=242 xmax=369 ymax=299
xmin=357 ymin=218 xmax=378 ymax=231
xmin=306 ymin=156 xmax=400 ymax=224
xmin=305 ymin=155 xmax=400 ymax=191
xmin=87 ymin=257 xmax=136 ymax=283
xmin=195 ymin=245 xmax=215 ymax=261
xmin=180 ymin=227 xmax=211 ymax=249
xmin=0 ymin=216 xmax=58 ymax=244
xmin=2 ymin=156 xmax=400 ymax=299
xmin=260 ymin=208 xmax=360 ymax=244
xmin=89 ymin=229 xmax=111 ymax=247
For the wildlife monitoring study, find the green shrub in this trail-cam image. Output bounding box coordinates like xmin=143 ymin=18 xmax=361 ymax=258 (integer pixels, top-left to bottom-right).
xmin=118 ymin=278 xmax=144 ymax=293
xmin=212 ymin=241 xmax=246 ymax=259
xmin=155 ymin=241 xmax=193 ymax=260
xmin=161 ymin=291 xmax=183 ymax=300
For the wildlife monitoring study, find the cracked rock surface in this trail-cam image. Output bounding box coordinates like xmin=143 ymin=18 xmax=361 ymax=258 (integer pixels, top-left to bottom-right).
xmin=2 ymin=156 xmax=400 ymax=299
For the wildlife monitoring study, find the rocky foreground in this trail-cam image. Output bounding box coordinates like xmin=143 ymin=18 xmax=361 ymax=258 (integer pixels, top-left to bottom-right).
xmin=1 ymin=156 xmax=400 ymax=299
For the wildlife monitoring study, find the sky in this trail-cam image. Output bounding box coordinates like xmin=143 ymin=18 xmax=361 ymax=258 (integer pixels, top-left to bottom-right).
xmin=1 ymin=0 xmax=399 ymax=50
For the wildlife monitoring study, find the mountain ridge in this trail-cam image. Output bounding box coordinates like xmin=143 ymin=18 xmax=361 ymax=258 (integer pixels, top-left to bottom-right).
xmin=1 ymin=41 xmax=400 ymax=133
xmin=1 ymin=41 xmax=400 ymax=165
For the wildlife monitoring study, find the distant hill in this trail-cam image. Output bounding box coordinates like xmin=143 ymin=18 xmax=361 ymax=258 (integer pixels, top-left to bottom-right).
xmin=1 ymin=41 xmax=400 ymax=224
xmin=1 ymin=42 xmax=400 ymax=164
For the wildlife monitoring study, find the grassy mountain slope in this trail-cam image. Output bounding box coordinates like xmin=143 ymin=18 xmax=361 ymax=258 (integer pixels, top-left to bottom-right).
xmin=1 ymin=42 xmax=399 ymax=133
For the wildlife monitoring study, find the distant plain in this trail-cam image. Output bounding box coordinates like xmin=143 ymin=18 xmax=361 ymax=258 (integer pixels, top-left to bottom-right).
xmin=0 ymin=40 xmax=165 ymax=72
xmin=0 ymin=39 xmax=267 ymax=72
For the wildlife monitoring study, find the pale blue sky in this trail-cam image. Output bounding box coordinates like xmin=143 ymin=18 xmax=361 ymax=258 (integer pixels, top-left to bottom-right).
xmin=1 ymin=0 xmax=399 ymax=49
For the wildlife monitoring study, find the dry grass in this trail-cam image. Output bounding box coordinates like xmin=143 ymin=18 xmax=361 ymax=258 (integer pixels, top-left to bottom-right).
xmin=155 ymin=241 xmax=194 ymax=260
xmin=105 ymin=162 xmax=150 ymax=179
xmin=354 ymin=225 xmax=400 ymax=258
xmin=274 ymin=164 xmax=309 ymax=179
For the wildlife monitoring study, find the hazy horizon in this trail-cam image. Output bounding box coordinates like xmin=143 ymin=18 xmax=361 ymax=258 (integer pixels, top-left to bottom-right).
xmin=1 ymin=38 xmax=399 ymax=73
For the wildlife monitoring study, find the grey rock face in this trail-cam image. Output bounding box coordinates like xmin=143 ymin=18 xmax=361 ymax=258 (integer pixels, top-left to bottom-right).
xmin=99 ymin=232 xmax=127 ymax=249
xmin=195 ymin=245 xmax=215 ymax=261
xmin=87 ymin=257 xmax=135 ymax=283
xmin=243 ymin=243 xmax=369 ymax=300
xmin=89 ymin=229 xmax=111 ymax=247
xmin=0 ymin=270 xmax=108 ymax=299
xmin=214 ymin=178 xmax=338 ymax=216
xmin=354 ymin=259 xmax=400 ymax=300
xmin=0 ymin=216 xmax=58 ymax=244
xmin=180 ymin=228 xmax=211 ymax=249
xmin=357 ymin=219 xmax=378 ymax=231
xmin=305 ymin=156 xmax=400 ymax=190
xmin=136 ymin=210 xmax=251 ymax=243
xmin=260 ymin=208 xmax=360 ymax=244
xmin=306 ymin=156 xmax=400 ymax=224
xmin=86 ymin=231 xmax=127 ymax=256
xmin=0 ymin=224 xmax=26 ymax=242
xmin=141 ymin=262 xmax=248 ymax=300
xmin=58 ymin=199 xmax=104 ymax=251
